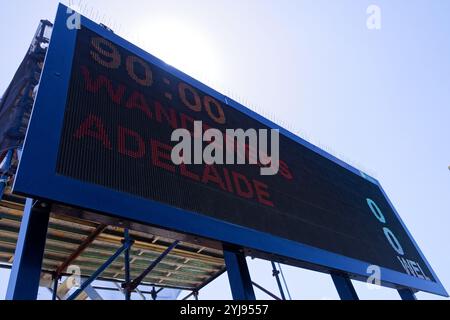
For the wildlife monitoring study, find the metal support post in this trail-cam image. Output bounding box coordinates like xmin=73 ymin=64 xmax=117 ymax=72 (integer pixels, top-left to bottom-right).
xmin=331 ymin=272 xmax=359 ymax=300
xmin=150 ymin=287 xmax=163 ymax=300
xmin=52 ymin=273 xmax=59 ymax=301
xmin=223 ymin=244 xmax=255 ymax=300
xmin=123 ymin=229 xmax=131 ymax=300
xmin=6 ymin=199 xmax=51 ymax=300
xmin=271 ymin=261 xmax=286 ymax=300
xmin=398 ymin=288 xmax=417 ymax=300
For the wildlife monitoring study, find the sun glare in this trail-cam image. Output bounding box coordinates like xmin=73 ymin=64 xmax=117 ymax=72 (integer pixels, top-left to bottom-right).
xmin=133 ymin=18 xmax=222 ymax=87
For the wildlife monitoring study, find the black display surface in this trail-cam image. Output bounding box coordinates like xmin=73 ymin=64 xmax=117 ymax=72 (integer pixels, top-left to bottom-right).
xmin=56 ymin=27 xmax=434 ymax=281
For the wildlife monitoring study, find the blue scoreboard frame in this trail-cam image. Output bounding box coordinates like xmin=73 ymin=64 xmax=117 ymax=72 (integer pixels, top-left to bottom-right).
xmin=13 ymin=4 xmax=447 ymax=297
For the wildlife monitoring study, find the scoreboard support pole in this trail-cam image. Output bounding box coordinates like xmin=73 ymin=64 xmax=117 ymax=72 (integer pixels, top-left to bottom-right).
xmin=123 ymin=229 xmax=131 ymax=301
xmin=6 ymin=198 xmax=51 ymax=300
xmin=331 ymin=273 xmax=359 ymax=300
xmin=223 ymin=244 xmax=256 ymax=300
xmin=397 ymin=288 xmax=417 ymax=300
xmin=271 ymin=261 xmax=286 ymax=300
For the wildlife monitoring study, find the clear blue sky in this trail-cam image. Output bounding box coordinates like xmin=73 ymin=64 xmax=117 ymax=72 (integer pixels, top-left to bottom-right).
xmin=0 ymin=0 xmax=449 ymax=300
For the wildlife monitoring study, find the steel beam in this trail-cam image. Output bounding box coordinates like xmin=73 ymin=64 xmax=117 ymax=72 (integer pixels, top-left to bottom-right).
xmin=398 ymin=288 xmax=417 ymax=300
xmin=271 ymin=261 xmax=286 ymax=300
xmin=181 ymin=267 xmax=226 ymax=300
xmin=47 ymin=287 xmax=60 ymax=300
xmin=0 ymin=263 xmax=192 ymax=292
xmin=331 ymin=273 xmax=359 ymax=300
xmin=278 ymin=263 xmax=292 ymax=299
xmin=252 ymin=281 xmax=281 ymax=300
xmin=223 ymin=244 xmax=255 ymax=300
xmin=67 ymin=240 xmax=132 ymax=300
xmin=181 ymin=291 xmax=195 ymax=300
xmin=83 ymin=282 xmax=103 ymax=300
xmin=135 ymin=288 xmax=147 ymax=300
xmin=6 ymin=199 xmax=51 ymax=300
xmin=126 ymin=240 xmax=179 ymax=292
xmin=52 ymin=274 xmax=58 ymax=301
xmin=123 ymin=229 xmax=131 ymax=300
xmin=55 ymin=223 xmax=107 ymax=276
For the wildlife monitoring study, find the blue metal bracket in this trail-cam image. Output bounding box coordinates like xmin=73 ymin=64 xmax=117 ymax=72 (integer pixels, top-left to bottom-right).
xmin=223 ymin=244 xmax=256 ymax=300
xmin=6 ymin=198 xmax=51 ymax=300
xmin=398 ymin=288 xmax=417 ymax=300
xmin=67 ymin=239 xmax=132 ymax=300
xmin=331 ymin=272 xmax=359 ymax=300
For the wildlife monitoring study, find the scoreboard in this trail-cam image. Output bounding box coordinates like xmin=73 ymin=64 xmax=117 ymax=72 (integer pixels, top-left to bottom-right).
xmin=13 ymin=4 xmax=447 ymax=296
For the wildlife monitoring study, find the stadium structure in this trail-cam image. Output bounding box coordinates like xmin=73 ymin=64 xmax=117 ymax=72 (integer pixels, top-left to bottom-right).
xmin=0 ymin=5 xmax=446 ymax=300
